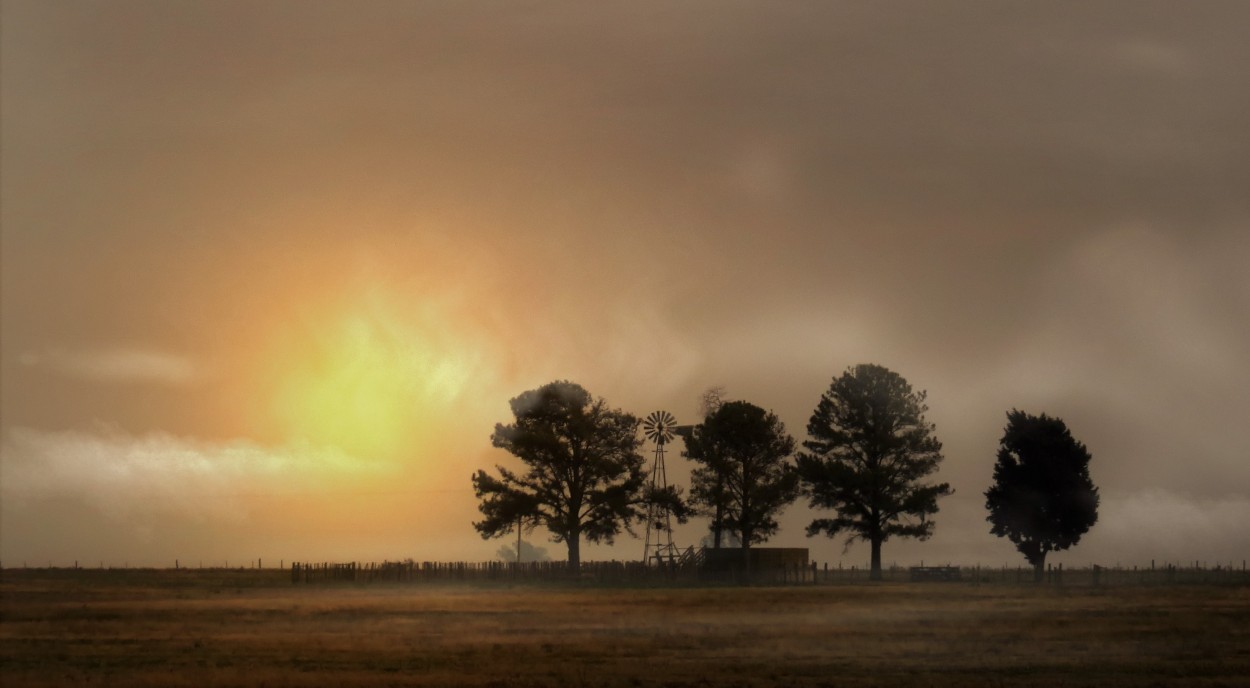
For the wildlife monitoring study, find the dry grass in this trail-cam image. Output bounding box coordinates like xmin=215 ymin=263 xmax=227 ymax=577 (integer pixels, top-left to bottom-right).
xmin=2 ymin=569 xmax=1248 ymax=687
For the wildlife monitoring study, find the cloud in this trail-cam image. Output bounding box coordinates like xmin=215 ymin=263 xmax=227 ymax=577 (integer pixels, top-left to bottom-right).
xmin=0 ymin=426 xmax=382 ymax=524
xmin=1085 ymin=488 xmax=1250 ymax=565
xmin=20 ymin=348 xmax=200 ymax=385
xmin=3 ymin=2 xmax=1248 ymax=567
xmin=989 ymin=225 xmax=1246 ymax=397
xmin=1104 ymin=38 xmax=1193 ymax=77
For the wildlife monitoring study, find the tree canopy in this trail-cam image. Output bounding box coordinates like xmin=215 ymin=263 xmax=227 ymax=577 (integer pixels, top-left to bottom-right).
xmin=985 ymin=410 xmax=1099 ymax=582
xmin=472 ymin=381 xmax=649 ymax=572
xmin=684 ymin=400 xmax=800 ymax=560
xmin=797 ymin=363 xmax=952 ymax=580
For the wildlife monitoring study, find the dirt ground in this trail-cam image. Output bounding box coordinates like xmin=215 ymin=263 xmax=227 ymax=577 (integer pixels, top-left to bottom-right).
xmin=2 ymin=569 xmax=1248 ymax=687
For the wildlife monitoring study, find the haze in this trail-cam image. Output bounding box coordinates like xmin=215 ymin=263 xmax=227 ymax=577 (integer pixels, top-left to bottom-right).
xmin=2 ymin=1 xmax=1247 ymax=569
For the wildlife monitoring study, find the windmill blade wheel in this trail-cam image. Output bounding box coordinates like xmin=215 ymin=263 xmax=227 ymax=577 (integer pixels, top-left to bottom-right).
xmin=644 ymin=410 xmax=676 ymax=445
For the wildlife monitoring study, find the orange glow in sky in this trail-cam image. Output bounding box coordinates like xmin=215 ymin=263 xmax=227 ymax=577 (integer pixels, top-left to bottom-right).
xmin=273 ymin=301 xmax=476 ymax=462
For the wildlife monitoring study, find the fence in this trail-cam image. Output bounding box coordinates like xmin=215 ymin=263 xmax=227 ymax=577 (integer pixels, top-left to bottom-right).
xmin=808 ymin=561 xmax=1250 ymax=586
xmin=292 ymin=560 xmax=653 ymax=584
xmin=290 ymin=557 xmax=817 ymax=585
xmin=289 ymin=558 xmax=1249 ymax=587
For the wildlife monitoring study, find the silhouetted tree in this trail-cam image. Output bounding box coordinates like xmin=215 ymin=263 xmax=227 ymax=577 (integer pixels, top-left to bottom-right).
xmin=684 ymin=400 xmax=800 ymax=565
xmin=797 ymin=364 xmax=952 ymax=580
xmin=985 ymin=410 xmax=1099 ymax=583
xmin=473 ymin=381 xmax=649 ymax=573
xmin=699 ymin=385 xmax=728 ymax=417
xmin=696 ymin=385 xmax=730 ymax=548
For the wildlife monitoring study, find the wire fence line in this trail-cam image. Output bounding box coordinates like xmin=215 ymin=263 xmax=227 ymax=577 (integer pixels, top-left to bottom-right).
xmin=288 ymin=559 xmax=1250 ymax=586
xmin=810 ymin=561 xmax=1250 ymax=586
xmin=289 ymin=559 xmax=810 ymax=585
xmin=4 ymin=558 xmax=1245 ymax=587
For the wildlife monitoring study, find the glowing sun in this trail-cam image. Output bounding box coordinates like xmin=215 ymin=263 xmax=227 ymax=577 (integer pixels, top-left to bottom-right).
xmin=272 ymin=301 xmax=474 ymax=461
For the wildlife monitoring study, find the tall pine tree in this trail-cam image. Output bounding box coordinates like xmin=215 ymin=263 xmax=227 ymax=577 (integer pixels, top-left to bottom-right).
xmin=685 ymin=400 xmax=800 ymax=567
xmin=797 ymin=364 xmax=952 ymax=580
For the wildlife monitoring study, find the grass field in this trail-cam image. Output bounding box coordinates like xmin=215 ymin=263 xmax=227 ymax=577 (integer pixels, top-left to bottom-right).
xmin=2 ymin=569 xmax=1248 ymax=687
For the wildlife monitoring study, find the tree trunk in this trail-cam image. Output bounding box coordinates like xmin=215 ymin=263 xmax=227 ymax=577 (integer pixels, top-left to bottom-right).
xmin=1033 ymin=552 xmax=1046 ymax=584
xmin=870 ymin=538 xmax=883 ymax=581
xmin=567 ymin=533 xmax=581 ymax=575
xmin=713 ymin=501 xmax=723 ymax=549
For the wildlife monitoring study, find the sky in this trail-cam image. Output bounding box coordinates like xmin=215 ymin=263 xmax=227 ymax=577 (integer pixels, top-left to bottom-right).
xmin=2 ymin=1 xmax=1247 ymax=570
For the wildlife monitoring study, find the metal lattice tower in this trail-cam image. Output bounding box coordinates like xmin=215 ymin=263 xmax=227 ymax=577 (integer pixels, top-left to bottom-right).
xmin=642 ymin=410 xmax=681 ymax=567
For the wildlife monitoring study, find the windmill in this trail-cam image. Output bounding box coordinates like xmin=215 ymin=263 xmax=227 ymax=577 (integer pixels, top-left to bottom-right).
xmin=641 ymin=410 xmax=681 ymax=566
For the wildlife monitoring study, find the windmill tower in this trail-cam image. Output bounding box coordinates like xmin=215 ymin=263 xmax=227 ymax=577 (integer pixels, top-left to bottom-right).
xmin=642 ymin=410 xmax=681 ymax=566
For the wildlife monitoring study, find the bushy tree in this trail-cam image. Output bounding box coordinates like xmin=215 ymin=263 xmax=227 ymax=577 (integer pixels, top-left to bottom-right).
xmin=684 ymin=400 xmax=800 ymax=564
xmin=797 ymin=364 xmax=952 ymax=580
xmin=985 ymin=410 xmax=1099 ymax=582
xmin=472 ymin=381 xmax=649 ymax=573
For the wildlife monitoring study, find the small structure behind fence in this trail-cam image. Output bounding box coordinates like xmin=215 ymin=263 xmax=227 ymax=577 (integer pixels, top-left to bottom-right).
xmin=701 ymin=547 xmax=810 ymax=584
